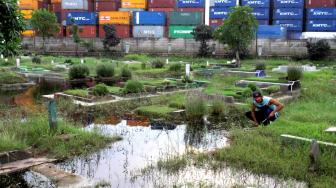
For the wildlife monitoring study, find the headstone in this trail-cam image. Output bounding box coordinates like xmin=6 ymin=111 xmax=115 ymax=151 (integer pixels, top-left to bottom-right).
xmin=125 ymin=42 xmax=130 ymax=54
xmin=258 ymin=45 xmax=263 ymax=56
xmin=0 ymin=54 xmax=3 ymax=59
xmin=48 ymin=100 xmax=57 ymax=131
xmin=80 ymin=59 xmax=84 ymax=64
xmin=206 ymin=61 xmax=209 ymax=67
xmin=4 ymin=58 xmax=8 ymax=62
xmin=51 ymin=60 xmax=54 ymax=64
xmin=166 ymin=59 xmax=169 ymax=64
xmin=186 ymin=64 xmax=190 ymax=77
xmin=16 ymin=58 xmax=20 ymax=68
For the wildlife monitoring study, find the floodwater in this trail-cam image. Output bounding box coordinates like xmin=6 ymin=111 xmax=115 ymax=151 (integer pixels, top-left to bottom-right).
xmin=46 ymin=120 xmax=304 ymax=188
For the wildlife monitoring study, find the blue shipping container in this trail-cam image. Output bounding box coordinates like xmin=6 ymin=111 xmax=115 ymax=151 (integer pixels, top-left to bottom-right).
xmin=257 ymin=25 xmax=286 ymax=39
xmin=287 ymin=31 xmax=302 ymax=40
xmin=306 ymin=20 xmax=336 ymax=31
xmin=214 ymin=0 xmax=236 ymax=7
xmin=273 ymin=8 xmax=303 ymax=20
xmin=66 ymin=12 xmax=97 ymax=25
xmin=252 ymin=8 xmax=269 ymax=19
xmin=241 ymin=0 xmax=270 ymax=8
xmin=273 ymin=0 xmax=304 ymax=8
xmin=177 ymin=0 xmax=205 ymax=8
xmin=307 ymin=8 xmax=336 ymax=20
xmin=257 ymin=20 xmax=269 ymax=25
xmin=273 ymin=20 xmax=303 ymax=31
xmin=133 ymin=11 xmax=166 ymax=25
xmin=210 ymin=7 xmax=230 ymax=19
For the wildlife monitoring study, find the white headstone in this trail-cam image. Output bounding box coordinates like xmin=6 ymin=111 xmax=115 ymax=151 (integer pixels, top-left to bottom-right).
xmin=166 ymin=59 xmax=169 ymax=64
xmin=206 ymin=61 xmax=209 ymax=66
xmin=186 ymin=64 xmax=190 ymax=77
xmin=4 ymin=58 xmax=8 ymax=62
xmin=51 ymin=60 xmax=54 ymax=64
xmin=16 ymin=58 xmax=20 ymax=68
xmin=80 ymin=59 xmax=84 ymax=64
xmin=0 ymin=54 xmax=3 ymax=59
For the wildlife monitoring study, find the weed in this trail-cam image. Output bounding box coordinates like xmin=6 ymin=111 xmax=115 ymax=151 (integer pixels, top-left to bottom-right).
xmin=123 ymin=80 xmax=144 ymax=94
xmin=69 ymin=64 xmax=90 ymax=79
xmin=185 ymin=96 xmax=206 ymax=123
xmin=93 ymin=84 xmax=109 ymax=96
xmin=120 ymin=67 xmax=132 ymax=80
xmin=151 ymin=59 xmax=165 ymax=69
xmin=287 ymin=65 xmax=303 ymax=81
xmin=96 ymin=64 xmax=114 ymax=77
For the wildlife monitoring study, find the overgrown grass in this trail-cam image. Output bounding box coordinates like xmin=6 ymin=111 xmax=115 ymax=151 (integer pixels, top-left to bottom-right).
xmin=0 ymin=115 xmax=121 ymax=158
xmin=135 ymin=105 xmax=178 ymax=119
xmin=64 ymin=89 xmax=90 ymax=98
xmin=0 ymin=69 xmax=27 ymax=84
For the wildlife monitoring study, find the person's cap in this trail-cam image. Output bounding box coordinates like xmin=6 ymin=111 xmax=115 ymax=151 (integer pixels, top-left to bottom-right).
xmin=252 ymin=91 xmax=262 ymax=98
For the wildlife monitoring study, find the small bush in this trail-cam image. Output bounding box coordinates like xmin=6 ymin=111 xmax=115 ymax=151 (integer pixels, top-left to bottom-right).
xmin=69 ymin=64 xmax=90 ymax=80
xmin=96 ymin=64 xmax=115 ymax=77
xmin=123 ymin=80 xmax=144 ymax=94
xmin=185 ymin=96 xmax=206 ymax=123
xmin=255 ymin=61 xmax=266 ymax=70
xmin=141 ymin=62 xmax=147 ymax=69
xmin=210 ymin=100 xmax=225 ymax=116
xmin=168 ymin=63 xmax=182 ymax=72
xmin=287 ymin=65 xmax=303 ymax=81
xmin=263 ymin=86 xmax=280 ymax=95
xmin=93 ymin=83 xmax=109 ymax=96
xmin=121 ymin=67 xmax=132 ymax=79
xmin=32 ymin=56 xmax=41 ymax=64
xmin=247 ymin=83 xmax=257 ymax=91
xmin=181 ymin=75 xmax=193 ymax=83
xmin=64 ymin=59 xmax=74 ymax=65
xmin=151 ymin=59 xmax=165 ymax=69
xmin=307 ymin=40 xmax=331 ymax=61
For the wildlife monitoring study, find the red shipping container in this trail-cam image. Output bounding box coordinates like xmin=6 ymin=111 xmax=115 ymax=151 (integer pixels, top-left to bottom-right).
xmin=67 ymin=25 xmax=97 ymax=38
xmin=305 ymin=0 xmax=336 ymax=8
xmin=95 ymin=1 xmax=119 ymax=11
xmin=50 ymin=3 xmax=61 ymax=12
xmin=176 ymin=8 xmax=205 ymax=12
xmin=210 ymin=19 xmax=224 ymax=27
xmin=148 ymin=0 xmax=175 ymax=8
xmin=99 ymin=25 xmax=130 ymax=38
xmin=148 ymin=8 xmax=175 ymax=13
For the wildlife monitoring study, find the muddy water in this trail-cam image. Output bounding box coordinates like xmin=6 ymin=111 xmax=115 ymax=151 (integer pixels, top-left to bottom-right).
xmin=54 ymin=121 xmax=306 ymax=188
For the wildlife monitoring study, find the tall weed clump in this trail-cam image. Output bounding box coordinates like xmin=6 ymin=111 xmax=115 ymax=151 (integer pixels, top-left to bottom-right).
xmin=287 ymin=65 xmax=303 ymax=81
xmin=185 ymin=96 xmax=206 ymax=123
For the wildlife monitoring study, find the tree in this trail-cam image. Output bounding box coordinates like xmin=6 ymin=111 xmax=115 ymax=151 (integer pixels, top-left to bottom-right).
xmin=192 ymin=24 xmax=213 ymax=57
xmin=0 ymin=0 xmax=25 ymax=57
xmin=103 ymin=25 xmax=120 ymax=51
xmin=214 ymin=6 xmax=258 ymax=67
xmin=31 ymin=9 xmax=59 ymax=51
xmin=69 ymin=18 xmax=82 ymax=56
xmin=307 ymin=39 xmax=331 ymax=61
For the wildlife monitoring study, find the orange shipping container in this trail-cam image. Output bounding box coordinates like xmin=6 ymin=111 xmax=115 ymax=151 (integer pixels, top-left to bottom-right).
xmin=22 ymin=30 xmax=35 ymax=37
xmin=99 ymin=11 xmax=131 ymax=25
xmin=18 ymin=0 xmax=39 ymax=10
xmin=50 ymin=0 xmax=61 ymax=3
xmin=121 ymin=0 xmax=146 ymax=9
xmin=20 ymin=10 xmax=33 ymax=19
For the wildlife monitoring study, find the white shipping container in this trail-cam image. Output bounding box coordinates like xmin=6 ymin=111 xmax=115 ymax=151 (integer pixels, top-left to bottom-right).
xmin=301 ymin=32 xmax=336 ymax=39
xmin=133 ymin=26 xmax=165 ymax=38
xmin=62 ymin=0 xmax=88 ymax=10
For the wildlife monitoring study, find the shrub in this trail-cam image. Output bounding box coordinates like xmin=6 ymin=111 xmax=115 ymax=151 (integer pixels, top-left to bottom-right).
xmin=210 ymin=100 xmax=225 ymax=116
xmin=123 ymin=80 xmax=144 ymax=94
xmin=141 ymin=62 xmax=147 ymax=69
xmin=121 ymin=67 xmax=132 ymax=79
xmin=69 ymin=64 xmax=90 ymax=80
xmin=93 ymin=83 xmax=109 ymax=96
xmin=64 ymin=59 xmax=74 ymax=65
xmin=255 ymin=61 xmax=266 ymax=70
xmin=32 ymin=56 xmax=41 ymax=64
xmin=185 ymin=96 xmax=206 ymax=123
xmin=181 ymin=75 xmax=193 ymax=83
xmin=247 ymin=83 xmax=257 ymax=91
xmin=263 ymin=86 xmax=280 ymax=95
xmin=96 ymin=64 xmax=114 ymax=77
xmin=168 ymin=63 xmax=182 ymax=72
xmin=287 ymin=65 xmax=303 ymax=81
xmin=151 ymin=59 xmax=165 ymax=69
xmin=307 ymin=40 xmax=330 ymax=61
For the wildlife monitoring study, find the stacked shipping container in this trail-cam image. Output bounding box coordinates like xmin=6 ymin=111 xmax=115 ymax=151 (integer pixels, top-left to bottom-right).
xmin=98 ymin=11 xmax=131 ymax=38
xmin=242 ymin=0 xmax=270 ymax=25
xmin=272 ymin=0 xmax=304 ymax=39
xmin=19 ymin=0 xmax=42 ymax=37
xmin=133 ymin=11 xmax=166 ymax=38
xmin=209 ymin=0 xmax=237 ymax=28
xmin=66 ymin=12 xmax=97 ymax=38
xmin=306 ymin=0 xmax=336 ymax=32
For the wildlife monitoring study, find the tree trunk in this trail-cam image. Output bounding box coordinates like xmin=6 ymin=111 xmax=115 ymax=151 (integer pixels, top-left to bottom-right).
xmin=235 ymin=50 xmax=241 ymax=67
xmin=42 ymin=36 xmax=45 ymax=53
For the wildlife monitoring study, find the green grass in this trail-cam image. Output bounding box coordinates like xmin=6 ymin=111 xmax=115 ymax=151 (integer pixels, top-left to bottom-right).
xmin=0 ymin=115 xmax=121 ymax=158
xmin=64 ymin=89 xmax=90 ymax=98
xmin=0 ymin=69 xmax=27 ymax=84
xmin=245 ymin=77 xmax=288 ymax=83
xmin=107 ymin=86 xmax=123 ymax=95
xmin=135 ymin=105 xmax=178 ymax=118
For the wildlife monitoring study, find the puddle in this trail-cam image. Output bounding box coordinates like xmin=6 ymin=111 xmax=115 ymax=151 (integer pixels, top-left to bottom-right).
xmin=55 ymin=121 xmax=228 ymax=187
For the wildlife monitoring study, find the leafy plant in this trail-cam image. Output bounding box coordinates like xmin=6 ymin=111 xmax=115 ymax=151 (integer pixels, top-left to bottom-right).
xmin=103 ymin=24 xmax=120 ymax=51
xmin=168 ymin=63 xmax=182 ymax=72
xmin=287 ymin=65 xmax=303 ymax=81
xmin=255 ymin=61 xmax=266 ymax=70
xmin=32 ymin=56 xmax=41 ymax=64
xmin=185 ymin=96 xmax=206 ymax=123
xmin=123 ymin=80 xmax=144 ymax=94
xmin=247 ymin=83 xmax=257 ymax=91
xmin=69 ymin=64 xmax=90 ymax=80
xmin=181 ymin=75 xmax=193 ymax=83
xmin=64 ymin=59 xmax=74 ymax=65
xmin=210 ymin=100 xmax=225 ymax=116
xmin=307 ymin=40 xmax=330 ymax=61
xmin=151 ymin=59 xmax=165 ymax=69
xmin=141 ymin=62 xmax=147 ymax=69
xmin=93 ymin=83 xmax=109 ymax=96
xmin=121 ymin=67 xmax=132 ymax=79
xmin=192 ymin=24 xmax=213 ymax=57
xmin=263 ymin=86 xmax=280 ymax=95
xmin=96 ymin=64 xmax=115 ymax=78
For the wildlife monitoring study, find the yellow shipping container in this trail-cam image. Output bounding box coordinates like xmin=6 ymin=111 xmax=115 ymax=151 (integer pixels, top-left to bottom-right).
xmin=121 ymin=0 xmax=147 ymax=9
xmin=99 ymin=11 xmax=131 ymax=25
xmin=22 ymin=30 xmax=35 ymax=37
xmin=18 ymin=0 xmax=39 ymax=10
xmin=20 ymin=10 xmax=33 ymax=19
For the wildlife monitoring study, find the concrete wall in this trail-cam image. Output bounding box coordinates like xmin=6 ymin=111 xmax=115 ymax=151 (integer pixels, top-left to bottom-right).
xmin=22 ymin=37 xmax=334 ymax=57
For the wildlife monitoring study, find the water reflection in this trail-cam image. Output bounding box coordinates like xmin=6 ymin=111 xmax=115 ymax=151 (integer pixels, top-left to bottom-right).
xmin=56 ymin=121 xmax=228 ymax=187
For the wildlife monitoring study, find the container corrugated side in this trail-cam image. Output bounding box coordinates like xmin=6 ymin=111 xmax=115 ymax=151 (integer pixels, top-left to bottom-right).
xmin=210 ymin=7 xmax=230 ymax=19
xmin=273 ymin=8 xmax=303 ymax=20
xmin=121 ymin=0 xmax=146 ymax=9
xmin=305 ymin=0 xmax=336 ymax=8
xmin=169 ymin=11 xmax=203 ymax=25
xmin=66 ymin=12 xmax=97 ymax=25
xmin=62 ymin=0 xmax=88 ymax=10
xmin=176 ymin=0 xmax=205 ymax=8
xmin=133 ymin=26 xmax=165 ymax=38
xmin=214 ymin=0 xmax=237 ymax=7
xmin=306 ymin=20 xmax=336 ymax=31
xmin=133 ymin=11 xmax=166 ymax=25
xmin=252 ymin=8 xmax=269 ymax=20
xmin=241 ymin=0 xmax=270 ymax=7
xmin=148 ymin=0 xmax=175 ymax=8
xmin=307 ymin=8 xmax=336 ymax=20
xmin=273 ymin=0 xmax=304 ymax=8
xmin=169 ymin=25 xmax=196 ymax=38
xmin=99 ymin=11 xmax=131 ymax=25
xmin=273 ymin=20 xmax=303 ymax=31
xmin=257 ymin=25 xmax=286 ymax=39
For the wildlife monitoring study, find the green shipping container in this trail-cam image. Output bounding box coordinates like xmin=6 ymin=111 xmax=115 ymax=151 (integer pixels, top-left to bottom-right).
xmin=169 ymin=11 xmax=203 ymax=25
xmin=169 ymin=25 xmax=196 ymax=39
